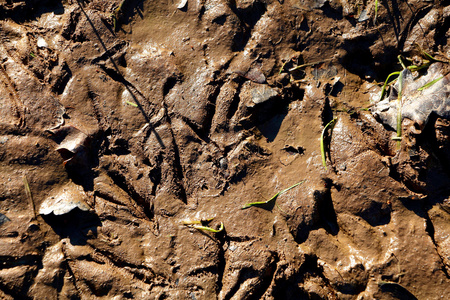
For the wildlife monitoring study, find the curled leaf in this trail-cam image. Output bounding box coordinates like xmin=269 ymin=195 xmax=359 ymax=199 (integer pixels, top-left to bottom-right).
xmin=50 ymin=125 xmax=90 ymax=167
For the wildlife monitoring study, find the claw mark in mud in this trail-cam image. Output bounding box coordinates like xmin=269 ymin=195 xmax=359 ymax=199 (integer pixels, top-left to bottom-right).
xmin=251 ymin=252 xmax=279 ymax=300
xmin=0 ymin=62 xmax=24 ymax=126
xmin=60 ymin=244 xmax=83 ymax=298
xmin=230 ymin=1 xmax=267 ymax=52
xmin=226 ymin=82 xmax=243 ymax=122
xmin=86 ymin=244 xmax=165 ymax=284
xmin=159 ymin=98 xmax=188 ymax=204
xmin=163 ymin=76 xmax=179 ymax=98
xmin=75 ymin=0 xmax=164 ymax=149
xmin=425 ymin=216 xmax=450 ymax=279
xmin=86 ymin=80 xmax=109 ymax=132
xmin=203 ymin=81 xmax=222 ymax=138
xmin=168 ymin=128 xmax=188 ymax=204
xmin=398 ymin=4 xmax=433 ymax=49
xmin=216 ymin=240 xmax=226 ymax=294
xmin=102 ymin=169 xmax=154 ymax=221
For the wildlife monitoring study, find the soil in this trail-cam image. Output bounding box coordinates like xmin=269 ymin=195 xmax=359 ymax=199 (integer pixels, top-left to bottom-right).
xmin=1 ymin=0 xmax=450 ymax=299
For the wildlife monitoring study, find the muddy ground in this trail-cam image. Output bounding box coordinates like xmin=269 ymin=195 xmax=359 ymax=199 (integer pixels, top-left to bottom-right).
xmin=1 ymin=0 xmax=450 ymax=299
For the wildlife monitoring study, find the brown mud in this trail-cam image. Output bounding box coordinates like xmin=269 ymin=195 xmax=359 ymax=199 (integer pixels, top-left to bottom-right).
xmin=1 ymin=0 xmax=450 ymax=299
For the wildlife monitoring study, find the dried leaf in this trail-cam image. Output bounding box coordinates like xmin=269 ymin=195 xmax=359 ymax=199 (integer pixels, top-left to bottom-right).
xmin=40 ymin=181 xmax=90 ymax=216
xmin=50 ymin=125 xmax=90 ymax=166
xmin=372 ymin=62 xmax=450 ymax=130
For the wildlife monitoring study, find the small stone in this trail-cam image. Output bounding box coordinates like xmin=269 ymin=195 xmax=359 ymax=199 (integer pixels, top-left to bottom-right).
xmin=37 ymin=37 xmax=48 ymax=48
xmin=276 ymin=73 xmax=290 ymax=86
xmin=251 ymin=85 xmax=279 ymax=104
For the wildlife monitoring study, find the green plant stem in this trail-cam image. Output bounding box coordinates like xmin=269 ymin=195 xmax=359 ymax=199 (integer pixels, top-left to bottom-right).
xmin=379 ymin=71 xmax=400 ymax=101
xmin=374 ymin=0 xmax=378 ymax=25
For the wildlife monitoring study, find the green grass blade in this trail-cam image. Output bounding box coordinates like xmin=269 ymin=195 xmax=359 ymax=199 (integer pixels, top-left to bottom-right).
xmin=126 ymin=101 xmax=138 ymax=107
xmin=279 ymin=60 xmax=288 ymax=74
xmin=242 ymin=181 xmax=305 ymax=209
xmin=374 ymin=0 xmax=378 ymax=25
xmin=242 ymin=200 xmax=269 ymax=209
xmin=278 ymin=181 xmax=304 ymax=195
xmin=397 ymin=55 xmax=406 ymax=69
xmin=321 ymin=118 xmax=337 ymax=170
xmin=396 ymin=71 xmax=404 ymax=148
xmin=192 ymin=222 xmax=224 ymax=233
xmin=379 ymin=71 xmax=400 ymax=101
xmin=417 ymin=76 xmax=444 ymax=91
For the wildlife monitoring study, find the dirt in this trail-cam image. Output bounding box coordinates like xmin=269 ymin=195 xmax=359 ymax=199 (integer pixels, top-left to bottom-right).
xmin=1 ymin=0 xmax=450 ymax=299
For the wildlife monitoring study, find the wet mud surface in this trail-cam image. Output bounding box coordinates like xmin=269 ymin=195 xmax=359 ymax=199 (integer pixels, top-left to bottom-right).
xmin=1 ymin=0 xmax=450 ymax=299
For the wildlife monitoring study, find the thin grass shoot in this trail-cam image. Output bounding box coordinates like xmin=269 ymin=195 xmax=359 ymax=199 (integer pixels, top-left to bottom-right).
xmin=417 ymin=76 xmax=444 ymax=91
xmin=396 ymin=70 xmax=404 ymax=148
xmin=242 ymin=181 xmax=305 ymax=209
xmin=192 ymin=222 xmax=224 ymax=233
xmin=126 ymin=101 xmax=138 ymax=107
